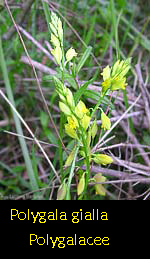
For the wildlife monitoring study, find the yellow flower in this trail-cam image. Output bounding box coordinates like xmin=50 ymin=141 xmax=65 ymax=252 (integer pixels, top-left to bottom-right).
xmin=101 ymin=58 xmax=131 ymax=93
xmin=101 ymin=65 xmax=111 ymax=80
xmin=66 ymin=47 xmax=77 ymax=63
xmin=94 ymin=173 xmax=106 ymax=196
xmin=75 ymin=100 xmax=89 ymax=119
xmin=101 ymin=111 xmax=111 ymax=131
xmin=101 ymin=78 xmax=111 ymax=93
xmin=67 ymin=116 xmax=78 ymax=129
xmin=81 ymin=114 xmax=91 ymax=131
xmin=111 ymin=76 xmax=127 ymax=91
xmin=65 ymin=124 xmax=78 ymax=139
xmin=92 ymin=154 xmax=113 ymax=165
xmin=65 ymin=116 xmax=78 ymax=139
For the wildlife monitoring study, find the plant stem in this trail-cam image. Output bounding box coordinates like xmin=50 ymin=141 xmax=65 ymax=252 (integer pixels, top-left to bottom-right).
xmin=66 ymin=143 xmax=80 ymax=200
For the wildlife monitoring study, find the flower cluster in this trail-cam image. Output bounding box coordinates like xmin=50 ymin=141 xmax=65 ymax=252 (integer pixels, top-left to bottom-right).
xmin=101 ymin=58 xmax=131 ymax=94
xmin=50 ymin=12 xmax=77 ymax=66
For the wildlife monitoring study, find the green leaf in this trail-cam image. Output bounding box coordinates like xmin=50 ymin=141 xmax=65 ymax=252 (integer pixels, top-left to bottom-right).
xmin=76 ymin=46 xmax=92 ymax=74
xmin=83 ymin=89 xmax=100 ymax=101
xmin=40 ymin=111 xmax=49 ymax=129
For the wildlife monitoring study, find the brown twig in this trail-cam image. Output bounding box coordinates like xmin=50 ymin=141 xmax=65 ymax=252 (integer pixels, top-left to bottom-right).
xmin=18 ymin=26 xmax=56 ymax=63
xmin=112 ymin=110 xmax=150 ymax=167
xmin=135 ymin=63 xmax=150 ymax=130
xmin=81 ymin=165 xmax=150 ymax=184
xmin=20 ymin=55 xmax=56 ymax=75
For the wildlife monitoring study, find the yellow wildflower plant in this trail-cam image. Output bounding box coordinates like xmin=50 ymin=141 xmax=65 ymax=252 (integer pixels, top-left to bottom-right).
xmin=92 ymin=154 xmax=113 ymax=165
xmin=101 ymin=58 xmax=131 ymax=94
xmin=101 ymin=111 xmax=111 ymax=131
xmin=94 ymin=173 xmax=106 ymax=196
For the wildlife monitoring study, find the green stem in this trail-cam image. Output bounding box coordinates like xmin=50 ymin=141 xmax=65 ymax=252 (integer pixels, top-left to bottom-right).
xmin=66 ymin=143 xmax=80 ymax=200
xmin=91 ymin=94 xmax=105 ymax=118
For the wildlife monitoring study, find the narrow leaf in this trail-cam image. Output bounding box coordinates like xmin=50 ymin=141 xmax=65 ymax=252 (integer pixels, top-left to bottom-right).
xmin=76 ymin=46 xmax=92 ymax=74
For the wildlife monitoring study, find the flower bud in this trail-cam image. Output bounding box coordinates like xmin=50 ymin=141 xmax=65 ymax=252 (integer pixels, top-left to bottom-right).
xmin=101 ymin=111 xmax=111 ymax=131
xmin=51 ymin=46 xmax=62 ymax=65
xmin=93 ymin=154 xmax=113 ymax=165
xmin=91 ymin=119 xmax=98 ymax=139
xmin=66 ymin=88 xmax=75 ymax=109
xmin=66 ymin=47 xmax=77 ymax=63
xmin=51 ymin=33 xmax=60 ymax=47
xmin=94 ymin=173 xmax=106 ymax=196
xmin=57 ymin=179 xmax=67 ymax=200
xmin=58 ymin=18 xmax=63 ymax=42
xmin=77 ymin=172 xmax=85 ymax=195
xmin=59 ymin=101 xmax=71 ymax=116
xmin=75 ymin=100 xmax=89 ymax=119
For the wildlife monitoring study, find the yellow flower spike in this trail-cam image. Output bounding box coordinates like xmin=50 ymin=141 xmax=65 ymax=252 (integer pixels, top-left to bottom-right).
xmin=75 ymin=100 xmax=89 ymax=119
xmin=66 ymin=47 xmax=77 ymax=63
xmin=101 ymin=111 xmax=111 ymax=131
xmin=77 ymin=172 xmax=85 ymax=196
xmin=93 ymin=154 xmax=113 ymax=165
xmin=94 ymin=173 xmax=106 ymax=196
xmin=51 ymin=46 xmax=62 ymax=65
xmin=59 ymin=102 xmax=71 ymax=116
